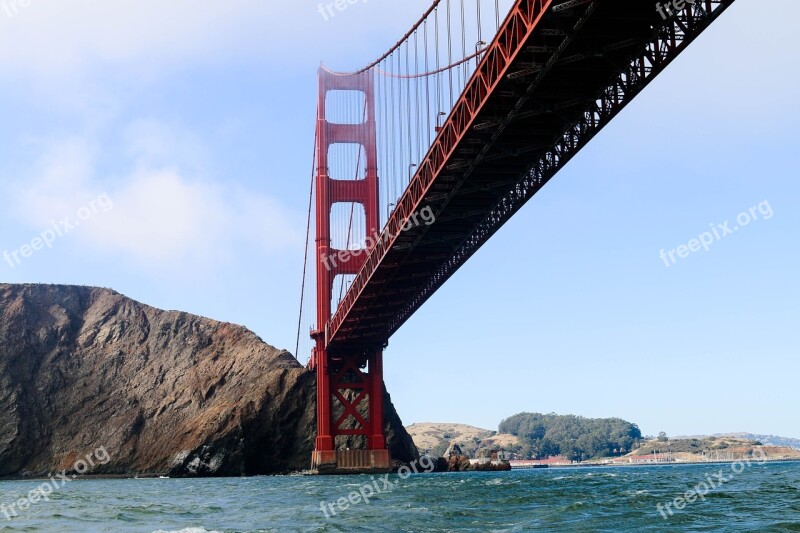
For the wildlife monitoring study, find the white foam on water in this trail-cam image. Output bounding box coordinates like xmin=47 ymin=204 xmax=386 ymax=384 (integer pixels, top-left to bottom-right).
xmin=151 ymin=528 xmax=222 ymax=533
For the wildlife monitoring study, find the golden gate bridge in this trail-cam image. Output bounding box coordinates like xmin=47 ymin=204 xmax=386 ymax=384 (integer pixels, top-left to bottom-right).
xmin=295 ymin=0 xmax=736 ymax=473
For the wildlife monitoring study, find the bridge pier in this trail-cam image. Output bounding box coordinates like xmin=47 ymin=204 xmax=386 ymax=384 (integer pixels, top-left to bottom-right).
xmin=310 ymin=347 xmax=391 ymax=474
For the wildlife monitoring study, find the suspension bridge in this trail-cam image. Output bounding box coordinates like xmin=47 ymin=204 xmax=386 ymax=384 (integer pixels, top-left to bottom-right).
xmin=296 ymin=0 xmax=736 ymax=473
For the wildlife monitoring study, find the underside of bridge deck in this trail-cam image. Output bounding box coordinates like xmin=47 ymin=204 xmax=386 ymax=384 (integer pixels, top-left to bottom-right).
xmin=326 ymin=0 xmax=734 ymax=356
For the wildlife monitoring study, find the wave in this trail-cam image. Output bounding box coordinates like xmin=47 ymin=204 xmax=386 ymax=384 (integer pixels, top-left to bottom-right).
xmin=151 ymin=528 xmax=222 ymax=533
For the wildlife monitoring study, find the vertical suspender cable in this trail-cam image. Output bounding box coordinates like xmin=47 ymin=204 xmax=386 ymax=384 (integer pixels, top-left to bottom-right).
xmin=414 ymin=29 xmax=421 ymax=166
xmin=405 ymin=40 xmax=412 ymax=188
xmin=424 ymin=20 xmax=431 ymax=149
xmin=390 ymin=51 xmax=397 ymax=205
xmin=460 ymin=0 xmax=466 ymax=89
xmin=447 ymin=0 xmax=453 ymax=109
xmin=477 ymin=0 xmax=482 ymax=47
xmin=380 ymin=63 xmax=388 ymax=226
xmin=435 ymin=7 xmax=441 ymax=122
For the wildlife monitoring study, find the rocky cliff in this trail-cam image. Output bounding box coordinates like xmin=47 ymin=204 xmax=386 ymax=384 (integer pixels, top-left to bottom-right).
xmin=0 ymin=284 xmax=417 ymax=478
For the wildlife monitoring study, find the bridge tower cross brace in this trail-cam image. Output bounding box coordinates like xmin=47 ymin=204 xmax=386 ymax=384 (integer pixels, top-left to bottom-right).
xmin=310 ymin=68 xmax=390 ymax=473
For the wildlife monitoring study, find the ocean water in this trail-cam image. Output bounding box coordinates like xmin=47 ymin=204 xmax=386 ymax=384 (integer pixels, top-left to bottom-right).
xmin=0 ymin=461 xmax=798 ymax=532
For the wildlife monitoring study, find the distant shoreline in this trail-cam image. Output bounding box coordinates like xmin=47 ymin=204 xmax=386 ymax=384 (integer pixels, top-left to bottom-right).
xmin=4 ymin=458 xmax=800 ymax=482
xmin=510 ymin=458 xmax=800 ymax=470
xmin=0 ymin=473 xmax=170 ymax=482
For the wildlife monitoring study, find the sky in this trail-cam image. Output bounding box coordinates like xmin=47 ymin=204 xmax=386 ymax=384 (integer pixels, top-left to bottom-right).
xmin=0 ymin=0 xmax=798 ymax=440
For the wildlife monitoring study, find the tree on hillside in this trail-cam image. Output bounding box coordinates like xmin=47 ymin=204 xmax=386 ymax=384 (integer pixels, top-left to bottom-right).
xmin=498 ymin=412 xmax=641 ymax=460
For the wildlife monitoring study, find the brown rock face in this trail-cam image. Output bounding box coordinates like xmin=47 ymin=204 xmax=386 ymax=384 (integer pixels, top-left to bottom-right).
xmin=430 ymin=456 xmax=511 ymax=472
xmin=0 ymin=284 xmax=417 ymax=477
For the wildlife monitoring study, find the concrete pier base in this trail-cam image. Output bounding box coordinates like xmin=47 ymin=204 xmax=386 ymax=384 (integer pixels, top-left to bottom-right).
xmin=310 ymin=449 xmax=392 ymax=475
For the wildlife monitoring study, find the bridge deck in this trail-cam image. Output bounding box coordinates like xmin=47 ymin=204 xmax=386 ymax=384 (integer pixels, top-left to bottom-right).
xmin=326 ymin=0 xmax=733 ymax=355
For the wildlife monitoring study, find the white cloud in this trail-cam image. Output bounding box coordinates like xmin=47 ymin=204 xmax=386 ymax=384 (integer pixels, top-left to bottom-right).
xmin=3 ymin=0 xmax=795 ymax=87
xmin=0 ymin=1 xmax=272 ymax=75
xmin=123 ymin=118 xmax=210 ymax=173
xmin=0 ymin=0 xmax=434 ymax=81
xmin=9 ymin=124 xmax=300 ymax=270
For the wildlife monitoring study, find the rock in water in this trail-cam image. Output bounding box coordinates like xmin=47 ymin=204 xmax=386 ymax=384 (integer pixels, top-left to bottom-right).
xmin=0 ymin=284 xmax=417 ymax=477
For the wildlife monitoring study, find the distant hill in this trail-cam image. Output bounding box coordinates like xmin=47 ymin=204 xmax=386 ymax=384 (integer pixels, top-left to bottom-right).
xmin=674 ymin=433 xmax=800 ymax=449
xmin=635 ymin=435 xmax=756 ymax=455
xmin=409 ymin=420 xmax=800 ymax=462
xmin=499 ymin=412 xmax=642 ymax=461
xmin=632 ymin=435 xmax=800 ymax=463
xmin=714 ymin=433 xmax=800 ymax=449
xmin=405 ymin=422 xmax=519 ymax=457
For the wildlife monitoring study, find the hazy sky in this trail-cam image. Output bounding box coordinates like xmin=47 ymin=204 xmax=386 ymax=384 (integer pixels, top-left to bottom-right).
xmin=1 ymin=0 xmax=797 ymax=439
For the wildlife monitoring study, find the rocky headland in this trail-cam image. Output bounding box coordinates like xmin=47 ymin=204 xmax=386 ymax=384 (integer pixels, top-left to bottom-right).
xmin=0 ymin=284 xmax=417 ymax=478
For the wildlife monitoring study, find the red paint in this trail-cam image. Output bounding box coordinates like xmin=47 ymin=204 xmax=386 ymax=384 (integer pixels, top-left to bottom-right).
xmin=311 ymin=68 xmax=388 ymax=470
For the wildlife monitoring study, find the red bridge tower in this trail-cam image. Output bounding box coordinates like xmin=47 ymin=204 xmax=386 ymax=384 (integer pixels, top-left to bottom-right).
xmin=309 ymin=68 xmax=391 ymax=473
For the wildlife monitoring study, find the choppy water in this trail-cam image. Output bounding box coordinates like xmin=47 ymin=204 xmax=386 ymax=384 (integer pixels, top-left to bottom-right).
xmin=1 ymin=461 xmax=798 ymax=532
